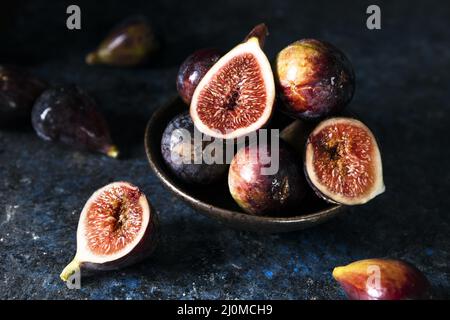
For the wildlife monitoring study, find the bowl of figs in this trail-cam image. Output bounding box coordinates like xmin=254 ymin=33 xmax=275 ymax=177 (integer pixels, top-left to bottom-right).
xmin=145 ymin=24 xmax=385 ymax=233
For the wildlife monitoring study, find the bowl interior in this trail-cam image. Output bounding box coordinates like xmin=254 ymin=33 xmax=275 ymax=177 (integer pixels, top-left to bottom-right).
xmin=144 ymin=97 xmax=344 ymax=232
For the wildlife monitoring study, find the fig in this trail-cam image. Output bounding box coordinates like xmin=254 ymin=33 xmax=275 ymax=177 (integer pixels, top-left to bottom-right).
xmin=228 ymin=141 xmax=307 ymax=215
xmin=275 ymin=39 xmax=355 ymax=120
xmin=190 ymin=23 xmax=275 ymax=139
xmin=31 ymin=85 xmax=119 ymax=158
xmin=161 ymin=112 xmax=228 ymax=185
xmin=176 ymin=48 xmax=222 ymax=104
xmin=304 ymin=117 xmax=384 ymax=205
xmin=60 ymin=182 xmax=159 ymax=282
xmin=0 ymin=65 xmax=47 ymax=127
xmin=86 ymin=16 xmax=159 ymax=67
xmin=333 ymin=259 xmax=430 ymax=300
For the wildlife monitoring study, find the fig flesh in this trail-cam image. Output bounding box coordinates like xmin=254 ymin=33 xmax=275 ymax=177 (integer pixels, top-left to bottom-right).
xmin=228 ymin=142 xmax=307 ymax=215
xmin=176 ymin=48 xmax=221 ymax=104
xmin=190 ymin=24 xmax=275 ymax=139
xmin=31 ymin=85 xmax=119 ymax=158
xmin=304 ymin=117 xmax=384 ymax=205
xmin=0 ymin=65 xmax=47 ymax=127
xmin=60 ymin=182 xmax=158 ymax=281
xmin=275 ymin=39 xmax=355 ymax=120
xmin=333 ymin=259 xmax=430 ymax=300
xmin=86 ymin=16 xmax=159 ymax=67
xmin=161 ymin=112 xmax=228 ymax=185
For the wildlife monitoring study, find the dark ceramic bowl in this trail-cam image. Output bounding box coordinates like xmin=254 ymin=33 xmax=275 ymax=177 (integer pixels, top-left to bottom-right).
xmin=144 ymin=97 xmax=345 ymax=233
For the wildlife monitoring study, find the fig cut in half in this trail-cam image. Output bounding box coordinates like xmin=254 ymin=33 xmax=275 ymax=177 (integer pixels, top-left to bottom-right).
xmin=190 ymin=24 xmax=275 ymax=139
xmin=60 ymin=182 xmax=158 ymax=282
xmin=305 ymin=117 xmax=385 ymax=205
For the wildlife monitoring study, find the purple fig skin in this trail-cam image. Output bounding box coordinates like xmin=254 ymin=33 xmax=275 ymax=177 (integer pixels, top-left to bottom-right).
xmin=0 ymin=65 xmax=47 ymax=127
xmin=176 ymin=48 xmax=221 ymax=104
xmin=275 ymin=39 xmax=355 ymax=120
xmin=161 ymin=112 xmax=228 ymax=185
xmin=228 ymin=142 xmax=307 ymax=215
xmin=31 ymin=85 xmax=119 ymax=158
xmin=333 ymin=259 xmax=431 ymax=300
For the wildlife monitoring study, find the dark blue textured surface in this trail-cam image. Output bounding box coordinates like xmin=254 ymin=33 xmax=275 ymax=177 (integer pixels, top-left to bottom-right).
xmin=0 ymin=0 xmax=449 ymax=299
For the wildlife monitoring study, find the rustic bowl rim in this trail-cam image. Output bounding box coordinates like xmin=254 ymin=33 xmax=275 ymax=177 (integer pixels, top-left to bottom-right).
xmin=144 ymin=97 xmax=345 ymax=231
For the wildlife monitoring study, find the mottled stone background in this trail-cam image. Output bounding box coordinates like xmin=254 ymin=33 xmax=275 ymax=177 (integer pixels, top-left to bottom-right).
xmin=0 ymin=0 xmax=449 ymax=299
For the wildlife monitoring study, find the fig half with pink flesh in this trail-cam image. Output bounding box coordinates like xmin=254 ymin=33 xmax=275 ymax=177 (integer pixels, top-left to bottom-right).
xmin=190 ymin=24 xmax=275 ymax=139
xmin=305 ymin=117 xmax=384 ymax=205
xmin=60 ymin=182 xmax=158 ymax=282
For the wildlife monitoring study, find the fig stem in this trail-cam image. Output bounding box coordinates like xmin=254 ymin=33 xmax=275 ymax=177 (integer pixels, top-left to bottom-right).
xmin=105 ymin=145 xmax=120 ymax=158
xmin=60 ymin=258 xmax=81 ymax=282
xmin=243 ymin=23 xmax=268 ymax=48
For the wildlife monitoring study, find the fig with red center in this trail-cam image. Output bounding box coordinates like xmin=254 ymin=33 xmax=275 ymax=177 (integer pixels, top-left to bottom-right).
xmin=190 ymin=24 xmax=275 ymax=139
xmin=60 ymin=182 xmax=158 ymax=282
xmin=304 ymin=117 xmax=385 ymax=205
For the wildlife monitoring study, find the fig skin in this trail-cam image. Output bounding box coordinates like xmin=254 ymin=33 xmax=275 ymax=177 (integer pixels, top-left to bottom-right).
xmin=275 ymin=39 xmax=355 ymax=120
xmin=31 ymin=85 xmax=119 ymax=158
xmin=176 ymin=48 xmax=221 ymax=104
xmin=60 ymin=182 xmax=159 ymax=281
xmin=0 ymin=65 xmax=47 ymax=127
xmin=161 ymin=112 xmax=228 ymax=185
xmin=333 ymin=259 xmax=431 ymax=300
xmin=228 ymin=142 xmax=307 ymax=215
xmin=86 ymin=16 xmax=159 ymax=67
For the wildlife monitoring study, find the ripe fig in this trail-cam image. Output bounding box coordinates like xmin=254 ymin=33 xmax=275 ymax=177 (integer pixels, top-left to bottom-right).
xmin=0 ymin=65 xmax=47 ymax=127
xmin=31 ymin=85 xmax=119 ymax=158
xmin=333 ymin=259 xmax=430 ymax=300
xmin=190 ymin=23 xmax=275 ymax=139
xmin=176 ymin=48 xmax=222 ymax=104
xmin=275 ymin=39 xmax=355 ymax=120
xmin=60 ymin=182 xmax=159 ymax=282
xmin=304 ymin=117 xmax=384 ymax=205
xmin=86 ymin=16 xmax=159 ymax=67
xmin=228 ymin=141 xmax=307 ymax=215
xmin=161 ymin=112 xmax=228 ymax=185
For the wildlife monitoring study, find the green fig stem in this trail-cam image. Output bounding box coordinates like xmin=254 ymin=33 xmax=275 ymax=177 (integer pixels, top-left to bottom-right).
xmin=60 ymin=258 xmax=81 ymax=282
xmin=86 ymin=52 xmax=98 ymax=65
xmin=105 ymin=145 xmax=120 ymax=158
xmin=243 ymin=23 xmax=268 ymax=48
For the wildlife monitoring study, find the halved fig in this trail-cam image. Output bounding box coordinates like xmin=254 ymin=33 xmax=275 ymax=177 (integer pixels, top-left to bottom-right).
xmin=305 ymin=117 xmax=384 ymax=205
xmin=190 ymin=24 xmax=275 ymax=139
xmin=60 ymin=182 xmax=158 ymax=282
